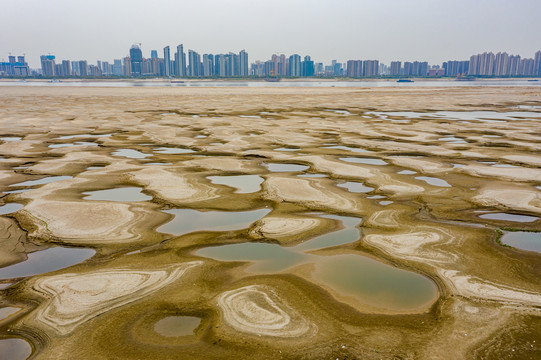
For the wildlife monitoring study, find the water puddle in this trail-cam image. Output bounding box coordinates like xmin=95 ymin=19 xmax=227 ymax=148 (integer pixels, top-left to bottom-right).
xmin=56 ymin=134 xmax=112 ymax=140
xmin=325 ymin=109 xmax=352 ymax=115
xmin=82 ymin=187 xmax=152 ymax=202
xmin=48 ymin=142 xmax=98 ymax=148
xmin=154 ymin=316 xmax=201 ymax=337
xmin=379 ymin=201 xmax=394 ymax=206
xmin=10 ymin=176 xmax=72 ymax=187
xmin=0 ymin=137 xmax=22 ymax=142
xmin=264 ymin=163 xmax=310 ymax=172
xmin=313 ymin=254 xmax=437 ymax=312
xmin=112 ymin=149 xmax=152 ymax=159
xmin=337 ymin=181 xmax=374 ymax=193
xmin=153 ymin=147 xmax=195 ymax=154
xmin=339 ymin=157 xmax=388 ymax=166
xmin=297 ymin=173 xmax=327 ymax=178
xmin=274 ymin=147 xmax=301 ymax=152
xmin=144 ymin=162 xmax=172 ymax=166
xmin=438 ymin=136 xmax=467 ymax=144
xmin=516 ymin=105 xmax=541 ymax=109
xmin=158 ymin=208 xmax=271 ymax=236
xmin=196 ymin=214 xmax=437 ymax=312
xmin=480 ymin=213 xmax=539 ymax=223
xmin=367 ymin=195 xmax=386 ymax=200
xmin=415 ymin=176 xmax=451 ymax=187
xmin=452 ymin=163 xmax=466 ymax=168
xmin=194 ymin=135 xmax=207 ymax=139
xmin=397 ymin=170 xmax=417 ymax=175
xmin=0 ymin=338 xmax=32 ymax=360
xmin=239 ymin=115 xmax=261 ymax=119
xmin=501 ymin=231 xmax=541 ymax=253
xmin=0 ymin=307 xmax=21 ymax=321
xmin=0 ymin=247 xmax=95 ymax=280
xmin=0 ymin=203 xmax=24 ymax=215
xmin=207 ymin=175 xmax=264 ymax=194
xmin=367 ymin=110 xmax=541 ymax=122
xmin=491 ymin=164 xmax=519 ymax=168
xmin=323 ymin=145 xmax=370 ymax=153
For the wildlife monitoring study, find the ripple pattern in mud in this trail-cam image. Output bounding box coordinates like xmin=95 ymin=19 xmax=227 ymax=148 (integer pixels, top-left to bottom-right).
xmin=32 ymin=262 xmax=201 ymax=335
xmin=217 ymin=285 xmax=316 ymax=337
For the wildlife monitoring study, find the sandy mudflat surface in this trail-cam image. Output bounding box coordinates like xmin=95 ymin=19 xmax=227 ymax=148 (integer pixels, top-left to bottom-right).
xmin=0 ymin=86 xmax=540 ymax=359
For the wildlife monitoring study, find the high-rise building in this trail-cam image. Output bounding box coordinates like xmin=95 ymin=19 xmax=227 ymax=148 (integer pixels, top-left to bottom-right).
xmin=390 ymin=61 xmax=401 ymax=76
xmin=151 ymin=50 xmax=158 ymax=59
xmin=346 ymin=60 xmax=362 ymax=78
xmin=129 ymin=44 xmax=143 ymax=76
xmin=123 ymin=57 xmax=131 ymax=76
xmin=289 ymin=54 xmax=301 ymax=77
xmin=535 ymin=51 xmax=541 ymax=76
xmin=188 ymin=50 xmax=201 ymax=77
xmin=302 ymin=56 xmax=314 ymax=77
xmin=202 ymin=54 xmax=214 ymax=77
xmin=175 ymin=44 xmax=186 ymax=77
xmin=61 ymin=60 xmax=71 ymax=76
xmin=40 ymin=55 xmax=56 ymax=76
xmin=113 ymin=59 xmax=123 ymax=76
xmin=362 ymin=60 xmax=379 ymax=77
xmin=239 ymin=50 xmax=249 ymax=77
xmin=164 ymin=46 xmax=171 ymax=77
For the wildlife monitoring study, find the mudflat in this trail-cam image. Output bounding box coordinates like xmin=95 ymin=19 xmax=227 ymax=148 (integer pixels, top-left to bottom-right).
xmin=0 ymin=86 xmax=540 ymax=359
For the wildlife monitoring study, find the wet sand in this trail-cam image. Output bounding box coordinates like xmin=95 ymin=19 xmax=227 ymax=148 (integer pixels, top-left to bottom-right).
xmin=0 ymin=86 xmax=540 ymax=359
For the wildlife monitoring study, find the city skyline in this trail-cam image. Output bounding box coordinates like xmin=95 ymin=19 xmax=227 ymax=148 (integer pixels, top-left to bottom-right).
xmin=2 ymin=0 xmax=541 ymax=68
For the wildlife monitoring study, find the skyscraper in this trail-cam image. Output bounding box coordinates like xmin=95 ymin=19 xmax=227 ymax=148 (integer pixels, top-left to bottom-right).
xmin=390 ymin=61 xmax=401 ymax=76
xmin=302 ymin=56 xmax=314 ymax=77
xmin=239 ymin=50 xmax=249 ymax=77
xmin=346 ymin=60 xmax=362 ymax=77
xmin=61 ymin=60 xmax=71 ymax=76
xmin=113 ymin=59 xmax=123 ymax=76
xmin=151 ymin=50 xmax=158 ymax=59
xmin=40 ymin=55 xmax=56 ymax=76
xmin=202 ymin=54 xmax=214 ymax=77
xmin=175 ymin=44 xmax=186 ymax=77
xmin=535 ymin=51 xmax=541 ymax=76
xmin=289 ymin=54 xmax=301 ymax=77
xmin=164 ymin=46 xmax=171 ymax=77
xmin=188 ymin=50 xmax=201 ymax=77
xmin=129 ymin=44 xmax=143 ymax=76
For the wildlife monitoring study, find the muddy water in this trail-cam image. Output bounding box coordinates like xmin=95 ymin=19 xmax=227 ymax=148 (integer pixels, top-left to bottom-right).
xmin=82 ymin=187 xmax=152 ymax=202
xmin=154 ymin=316 xmax=201 ymax=337
xmin=206 ymin=175 xmax=264 ymax=194
xmin=264 ymin=163 xmax=310 ymax=172
xmin=0 ymin=338 xmax=32 ymax=360
xmin=196 ymin=214 xmax=437 ymax=311
xmin=501 ymin=231 xmax=541 ymax=253
xmin=158 ymin=208 xmax=271 ymax=236
xmin=0 ymin=247 xmax=95 ymax=280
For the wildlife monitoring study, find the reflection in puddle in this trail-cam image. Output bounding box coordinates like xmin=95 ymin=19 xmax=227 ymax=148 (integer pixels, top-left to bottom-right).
xmin=480 ymin=213 xmax=539 ymax=223
xmin=158 ymin=208 xmax=271 ymax=236
xmin=415 ymin=176 xmax=451 ymax=187
xmin=153 ymin=147 xmax=195 ymax=154
xmin=10 ymin=176 xmax=72 ymax=187
xmin=207 ymin=175 xmax=264 ymax=194
xmin=197 ymin=214 xmax=437 ymax=312
xmin=154 ymin=316 xmax=201 ymax=337
xmin=323 ymin=145 xmax=370 ymax=153
xmin=0 ymin=203 xmax=24 ymax=215
xmin=379 ymin=201 xmax=394 ymax=206
xmin=501 ymin=231 xmax=541 ymax=253
xmin=340 ymin=157 xmax=388 ymax=166
xmin=337 ymin=181 xmax=374 ymax=193
xmin=491 ymin=164 xmax=519 ymax=168
xmin=452 ymin=163 xmax=466 ymax=168
xmin=112 ymin=149 xmax=152 ymax=159
xmin=0 ymin=338 xmax=32 ymax=360
xmin=0 ymin=247 xmax=95 ymax=280
xmin=144 ymin=162 xmax=172 ymax=166
xmin=264 ymin=163 xmax=309 ymax=172
xmin=83 ymin=187 xmax=152 ymax=202
xmin=194 ymin=135 xmax=207 ymax=139
xmin=367 ymin=110 xmax=541 ymax=122
xmin=0 ymin=137 xmax=22 ymax=142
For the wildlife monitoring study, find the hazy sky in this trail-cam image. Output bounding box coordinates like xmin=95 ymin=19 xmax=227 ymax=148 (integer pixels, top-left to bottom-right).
xmin=2 ymin=0 xmax=540 ymax=68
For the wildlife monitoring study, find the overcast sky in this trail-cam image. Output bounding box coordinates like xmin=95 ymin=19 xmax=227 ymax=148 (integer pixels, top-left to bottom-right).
xmin=1 ymin=0 xmax=540 ymax=68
